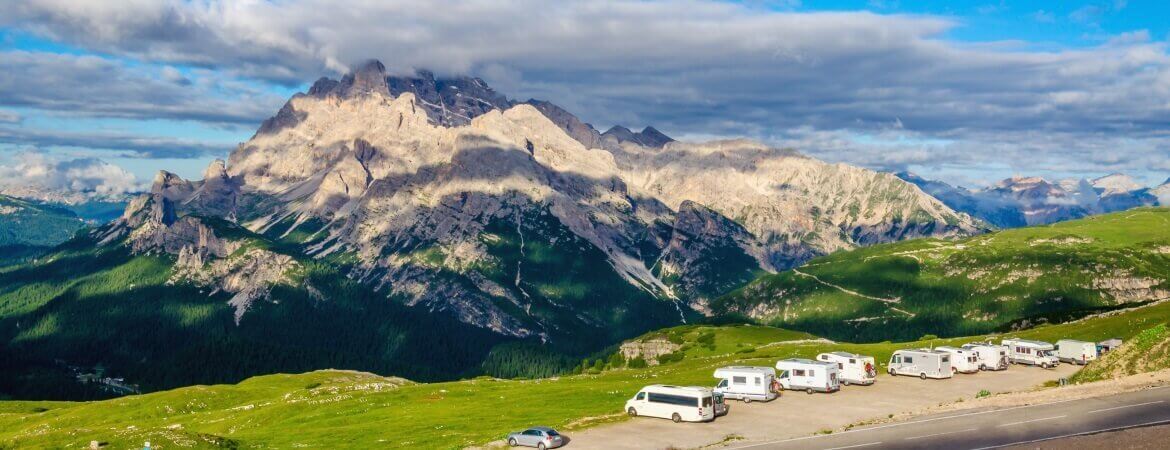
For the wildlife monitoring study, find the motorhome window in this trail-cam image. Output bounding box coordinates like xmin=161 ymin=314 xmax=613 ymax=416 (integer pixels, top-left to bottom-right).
xmin=702 ymin=396 xmax=713 ymax=407
xmin=809 ymin=370 xmax=816 ymax=377
xmin=733 ymin=376 xmax=747 ymax=385
xmin=941 ymin=356 xmax=950 ymax=362
xmin=849 ymin=359 xmax=856 ymax=364
xmin=754 ymin=377 xmax=761 ymax=386
xmin=648 ymin=392 xmax=699 ymax=406
xmin=905 ymin=356 xmax=914 ymax=363
xmin=793 ymin=369 xmax=806 ymax=377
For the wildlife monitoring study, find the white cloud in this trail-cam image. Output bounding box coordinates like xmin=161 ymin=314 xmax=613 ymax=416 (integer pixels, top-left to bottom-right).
xmin=0 ymin=151 xmax=144 ymax=195
xmin=1 ymin=0 xmax=1168 ymax=183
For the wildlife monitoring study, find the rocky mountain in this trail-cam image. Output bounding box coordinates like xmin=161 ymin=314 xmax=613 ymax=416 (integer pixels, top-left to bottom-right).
xmin=0 ymin=59 xmax=979 ymax=398
xmin=898 ymin=172 xmax=1163 ymax=228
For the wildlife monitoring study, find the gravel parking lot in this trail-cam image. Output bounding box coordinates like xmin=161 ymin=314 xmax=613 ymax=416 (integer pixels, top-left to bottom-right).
xmin=565 ymin=364 xmax=1080 ymax=449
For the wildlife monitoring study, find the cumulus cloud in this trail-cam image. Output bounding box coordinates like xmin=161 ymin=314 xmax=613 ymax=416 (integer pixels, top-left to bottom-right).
xmin=2 ymin=0 xmax=1169 ymax=182
xmin=0 ymin=151 xmax=143 ymax=195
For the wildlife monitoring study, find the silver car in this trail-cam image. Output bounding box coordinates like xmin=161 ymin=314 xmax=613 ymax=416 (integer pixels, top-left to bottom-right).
xmin=506 ymin=426 xmax=565 ymax=449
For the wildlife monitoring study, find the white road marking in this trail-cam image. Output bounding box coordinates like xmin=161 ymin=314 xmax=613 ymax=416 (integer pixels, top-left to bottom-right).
xmin=969 ymin=418 xmax=1170 ymax=450
xmin=904 ymin=427 xmax=978 ymax=440
xmin=1086 ymin=400 xmax=1164 ymax=414
xmin=996 ymin=415 xmax=1067 ymax=427
xmin=824 ymin=442 xmax=882 ymax=450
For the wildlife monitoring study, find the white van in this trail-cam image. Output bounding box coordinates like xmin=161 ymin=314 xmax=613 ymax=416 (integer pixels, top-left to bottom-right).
xmin=961 ymin=342 xmax=1009 ymax=371
xmin=713 ymin=366 xmax=778 ymax=403
xmin=775 ymin=358 xmax=840 ymax=394
xmin=1002 ymin=338 xmax=1059 ymax=368
xmin=887 ymin=349 xmax=953 ymax=379
xmin=816 ymin=352 xmax=876 ymax=386
xmin=1055 ymin=339 xmax=1098 ymax=365
xmin=625 ymin=385 xmax=716 ymax=423
xmin=935 ymin=346 xmax=980 ymax=374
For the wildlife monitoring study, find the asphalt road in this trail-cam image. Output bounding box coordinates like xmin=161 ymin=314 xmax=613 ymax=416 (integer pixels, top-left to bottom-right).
xmin=731 ymin=385 xmax=1170 ymax=450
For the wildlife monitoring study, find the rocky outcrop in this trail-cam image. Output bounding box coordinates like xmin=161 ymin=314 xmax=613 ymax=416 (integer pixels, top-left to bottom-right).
xmin=524 ymin=99 xmax=603 ymax=149
xmin=619 ymin=338 xmax=681 ymax=365
xmin=601 ymin=125 xmax=674 ymax=149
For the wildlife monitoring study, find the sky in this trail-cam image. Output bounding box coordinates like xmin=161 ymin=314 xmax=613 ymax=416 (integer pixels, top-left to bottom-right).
xmin=0 ymin=0 xmax=1168 ymax=195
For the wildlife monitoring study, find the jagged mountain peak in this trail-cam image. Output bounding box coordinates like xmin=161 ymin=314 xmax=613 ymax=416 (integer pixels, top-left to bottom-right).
xmin=1092 ymin=173 xmax=1143 ymax=193
xmin=601 ymin=124 xmax=674 ymax=148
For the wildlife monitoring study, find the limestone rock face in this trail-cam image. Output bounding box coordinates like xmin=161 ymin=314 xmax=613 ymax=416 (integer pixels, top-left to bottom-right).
xmin=104 ymin=59 xmax=980 ymax=338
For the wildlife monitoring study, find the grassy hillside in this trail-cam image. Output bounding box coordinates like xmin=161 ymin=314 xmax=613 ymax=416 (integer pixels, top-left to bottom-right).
xmin=3 ymin=297 xmax=1166 ymax=449
xmin=714 ymin=208 xmax=1170 ymax=341
xmin=1072 ymin=321 xmax=1170 ymax=383
xmin=0 ymin=195 xmax=85 ymax=265
xmin=0 ymin=220 xmax=521 ymax=401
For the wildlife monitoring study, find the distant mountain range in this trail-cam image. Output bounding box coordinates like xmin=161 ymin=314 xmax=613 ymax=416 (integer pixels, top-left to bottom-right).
xmin=898 ymin=172 xmax=1167 ymax=228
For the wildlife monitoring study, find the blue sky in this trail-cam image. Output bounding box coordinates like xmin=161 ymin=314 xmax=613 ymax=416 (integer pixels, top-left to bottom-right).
xmin=1 ymin=0 xmax=1168 ymax=193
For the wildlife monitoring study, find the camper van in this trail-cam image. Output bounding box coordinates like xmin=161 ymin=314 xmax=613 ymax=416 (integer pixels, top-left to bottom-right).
xmin=625 ymin=385 xmax=716 ymax=423
xmin=1002 ymin=338 xmax=1059 ymax=368
xmin=887 ymin=349 xmax=953 ymax=379
xmin=1098 ymin=338 xmax=1123 ymax=354
xmin=961 ymin=342 xmax=1009 ymax=371
xmin=1055 ymin=339 xmax=1099 ymax=365
xmin=935 ymin=346 xmax=980 ymax=374
xmin=816 ymin=352 xmax=877 ymax=386
xmin=713 ymin=366 xmax=778 ymax=402
xmin=775 ymin=358 xmax=840 ymax=394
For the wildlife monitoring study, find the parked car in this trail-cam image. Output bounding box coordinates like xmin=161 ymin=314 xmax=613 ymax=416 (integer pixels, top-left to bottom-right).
xmin=887 ymin=349 xmax=953 ymax=379
xmin=625 ymin=385 xmax=716 ymax=423
xmin=506 ymin=427 xmax=565 ymax=449
xmin=713 ymin=392 xmax=730 ymax=417
xmin=775 ymin=358 xmax=840 ymax=393
xmin=1002 ymin=338 xmax=1059 ymax=368
xmin=1056 ymin=339 xmax=1099 ymax=365
xmin=713 ymin=366 xmax=779 ymax=402
xmin=935 ymin=346 xmax=981 ymax=374
xmin=962 ymin=342 xmax=1009 ymax=371
xmin=816 ymin=352 xmax=877 ymax=386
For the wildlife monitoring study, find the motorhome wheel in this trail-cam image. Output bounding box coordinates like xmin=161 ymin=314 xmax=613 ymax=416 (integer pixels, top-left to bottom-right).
xmin=743 ymin=397 xmax=751 ymax=404
xmin=672 ymin=413 xmax=682 ymax=423
xmin=806 ymin=388 xmax=814 ymax=395
xmin=919 ymin=373 xmax=927 ymax=380
xmin=842 ymin=380 xmax=851 ymax=386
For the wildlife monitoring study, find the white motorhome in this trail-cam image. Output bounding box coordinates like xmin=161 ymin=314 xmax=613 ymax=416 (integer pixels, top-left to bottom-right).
xmin=1055 ymin=339 xmax=1098 ymax=365
xmin=624 ymin=385 xmax=716 ymax=423
xmin=887 ymin=349 xmax=953 ymax=379
xmin=961 ymin=342 xmax=1009 ymax=371
xmin=1002 ymin=338 xmax=1059 ymax=368
xmin=935 ymin=346 xmax=980 ymax=374
xmin=713 ymin=366 xmax=778 ymax=403
xmin=775 ymin=358 xmax=840 ymax=394
xmin=816 ymin=352 xmax=877 ymax=386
